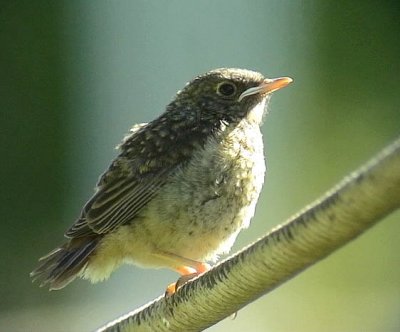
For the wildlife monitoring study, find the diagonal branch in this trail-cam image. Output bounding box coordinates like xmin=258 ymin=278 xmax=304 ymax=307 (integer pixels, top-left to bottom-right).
xmin=96 ymin=136 xmax=400 ymax=332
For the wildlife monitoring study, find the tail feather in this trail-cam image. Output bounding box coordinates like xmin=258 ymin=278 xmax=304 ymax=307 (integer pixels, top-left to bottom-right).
xmin=31 ymin=237 xmax=100 ymax=290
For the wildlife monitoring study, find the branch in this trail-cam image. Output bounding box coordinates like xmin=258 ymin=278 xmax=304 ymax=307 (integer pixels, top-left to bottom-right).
xmin=96 ymin=136 xmax=400 ymax=332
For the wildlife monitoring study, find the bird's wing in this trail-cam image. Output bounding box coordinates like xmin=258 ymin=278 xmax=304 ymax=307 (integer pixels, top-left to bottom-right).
xmin=65 ymin=124 xmax=182 ymax=238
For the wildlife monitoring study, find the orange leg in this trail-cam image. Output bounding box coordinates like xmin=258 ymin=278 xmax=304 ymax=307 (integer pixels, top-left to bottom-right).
xmin=175 ymin=262 xmax=210 ymax=275
xmin=165 ymin=261 xmax=211 ymax=296
xmin=151 ymin=250 xmax=211 ymax=296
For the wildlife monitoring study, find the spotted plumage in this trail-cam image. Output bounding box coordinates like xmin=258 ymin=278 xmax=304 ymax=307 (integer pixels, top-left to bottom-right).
xmin=31 ymin=68 xmax=292 ymax=290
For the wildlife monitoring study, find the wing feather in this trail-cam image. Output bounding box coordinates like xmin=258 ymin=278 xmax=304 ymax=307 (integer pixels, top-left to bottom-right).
xmin=65 ymin=167 xmax=171 ymax=238
xmin=64 ymin=117 xmax=200 ymax=239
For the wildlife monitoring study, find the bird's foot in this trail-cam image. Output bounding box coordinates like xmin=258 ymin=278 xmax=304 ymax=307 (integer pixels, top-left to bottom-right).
xmin=165 ymin=262 xmax=210 ymax=296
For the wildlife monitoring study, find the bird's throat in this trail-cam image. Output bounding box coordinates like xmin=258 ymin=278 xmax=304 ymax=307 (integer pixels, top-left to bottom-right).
xmin=246 ymin=98 xmax=268 ymax=125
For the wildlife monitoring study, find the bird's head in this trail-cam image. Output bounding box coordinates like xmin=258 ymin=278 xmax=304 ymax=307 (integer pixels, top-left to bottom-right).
xmin=169 ymin=68 xmax=292 ymax=126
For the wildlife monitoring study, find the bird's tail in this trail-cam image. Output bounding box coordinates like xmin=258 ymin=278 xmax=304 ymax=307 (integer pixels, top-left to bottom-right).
xmin=30 ymin=237 xmax=100 ymax=290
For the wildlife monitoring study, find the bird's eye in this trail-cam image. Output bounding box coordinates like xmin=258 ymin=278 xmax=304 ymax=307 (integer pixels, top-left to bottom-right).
xmin=216 ymin=82 xmax=237 ymax=98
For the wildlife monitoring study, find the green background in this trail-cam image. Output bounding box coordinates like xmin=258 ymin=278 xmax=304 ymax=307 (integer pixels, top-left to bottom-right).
xmin=1 ymin=1 xmax=399 ymax=331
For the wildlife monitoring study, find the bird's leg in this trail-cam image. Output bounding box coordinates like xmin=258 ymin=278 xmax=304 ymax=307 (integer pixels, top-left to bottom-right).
xmin=166 ymin=262 xmax=210 ymax=296
xmin=153 ymin=251 xmax=210 ymax=296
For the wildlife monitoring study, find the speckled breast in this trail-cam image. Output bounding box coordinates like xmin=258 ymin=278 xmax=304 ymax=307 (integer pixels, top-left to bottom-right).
xmin=144 ymin=118 xmax=266 ymax=262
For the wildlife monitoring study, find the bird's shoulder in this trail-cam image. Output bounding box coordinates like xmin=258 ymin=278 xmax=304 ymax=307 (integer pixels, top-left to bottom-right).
xmin=65 ymin=114 xmax=215 ymax=238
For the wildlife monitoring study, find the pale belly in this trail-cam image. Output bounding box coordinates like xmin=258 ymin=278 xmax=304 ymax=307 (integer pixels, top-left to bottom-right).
xmin=83 ymin=120 xmax=266 ymax=282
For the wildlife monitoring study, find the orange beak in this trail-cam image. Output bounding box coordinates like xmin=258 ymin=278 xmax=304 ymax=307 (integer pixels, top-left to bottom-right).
xmin=239 ymin=77 xmax=293 ymax=102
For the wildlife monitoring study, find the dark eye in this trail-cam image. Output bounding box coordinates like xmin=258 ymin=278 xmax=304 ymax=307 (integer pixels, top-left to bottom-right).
xmin=216 ymin=81 xmax=237 ymax=98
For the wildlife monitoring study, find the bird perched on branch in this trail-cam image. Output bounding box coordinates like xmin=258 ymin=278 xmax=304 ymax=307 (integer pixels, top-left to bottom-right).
xmin=31 ymin=68 xmax=292 ymax=293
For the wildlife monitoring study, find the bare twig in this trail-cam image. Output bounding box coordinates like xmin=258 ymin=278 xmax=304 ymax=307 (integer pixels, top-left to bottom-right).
xmin=96 ymin=136 xmax=400 ymax=332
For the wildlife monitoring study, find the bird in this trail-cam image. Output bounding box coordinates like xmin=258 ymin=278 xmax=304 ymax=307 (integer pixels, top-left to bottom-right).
xmin=31 ymin=68 xmax=292 ymax=293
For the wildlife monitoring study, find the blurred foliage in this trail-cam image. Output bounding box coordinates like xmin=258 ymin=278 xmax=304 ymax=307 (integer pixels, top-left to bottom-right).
xmin=0 ymin=1 xmax=399 ymax=331
xmin=0 ymin=1 xmax=68 ymax=309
